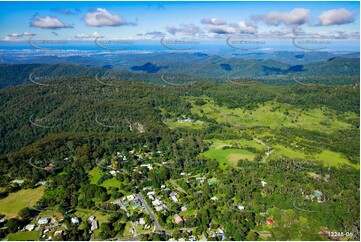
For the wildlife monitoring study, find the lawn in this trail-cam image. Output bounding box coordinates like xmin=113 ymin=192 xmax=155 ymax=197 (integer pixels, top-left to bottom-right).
xmin=272 ymin=145 xmax=358 ymax=169
xmin=89 ymin=166 xmax=103 ymax=184
xmin=202 ymin=148 xmax=256 ymax=169
xmin=7 ymin=230 xmax=41 ymax=240
xmin=207 ymin=139 xmax=264 ymax=150
xmin=89 ymin=167 xmax=122 ymax=189
xmin=0 ymin=186 xmax=45 ymax=218
xmin=101 ymin=177 xmax=122 ymax=189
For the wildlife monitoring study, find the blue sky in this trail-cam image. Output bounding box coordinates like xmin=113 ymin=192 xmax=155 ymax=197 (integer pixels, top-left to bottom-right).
xmin=0 ymin=1 xmax=359 ymax=42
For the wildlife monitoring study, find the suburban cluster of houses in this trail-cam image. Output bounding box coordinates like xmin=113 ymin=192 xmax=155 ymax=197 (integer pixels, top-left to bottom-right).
xmin=31 ymin=217 xmax=65 ymax=241
xmin=145 ymin=187 xmax=182 ymax=213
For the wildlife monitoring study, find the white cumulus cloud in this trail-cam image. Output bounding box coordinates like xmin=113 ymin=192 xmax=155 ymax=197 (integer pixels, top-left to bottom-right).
xmin=84 ymin=8 xmax=127 ymax=27
xmin=253 ymin=8 xmax=310 ymax=26
xmin=30 ymin=16 xmax=72 ymax=29
xmin=318 ymin=8 xmax=355 ymax=26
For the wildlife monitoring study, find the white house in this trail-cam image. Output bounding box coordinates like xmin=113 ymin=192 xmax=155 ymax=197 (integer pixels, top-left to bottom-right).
xmin=211 ymin=196 xmax=218 ymax=201
xmin=25 ymin=224 xmax=35 ymax=231
xmin=127 ymin=195 xmax=135 ymax=201
xmin=171 ymin=196 xmax=179 ymax=203
xmin=38 ymin=218 xmax=50 ymax=225
xmin=152 ymin=199 xmax=163 ymax=206
xmin=90 ymin=220 xmax=98 ymax=231
xmin=237 ymin=205 xmax=245 ymax=211
xmin=71 ymin=217 xmax=79 ymax=224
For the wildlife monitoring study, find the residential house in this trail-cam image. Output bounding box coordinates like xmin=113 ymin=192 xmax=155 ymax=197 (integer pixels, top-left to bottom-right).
xmin=38 ymin=218 xmax=50 ymax=225
xmin=25 ymin=224 xmax=35 ymax=231
xmin=71 ymin=217 xmax=79 ymax=224
xmin=90 ymin=220 xmax=98 ymax=231
xmin=266 ymin=219 xmax=275 ymax=226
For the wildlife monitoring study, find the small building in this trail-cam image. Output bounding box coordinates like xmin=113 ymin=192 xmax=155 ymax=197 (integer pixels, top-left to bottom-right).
xmin=54 ymin=230 xmax=63 ymax=236
xmin=139 ymin=218 xmax=145 ymax=225
xmin=208 ymin=181 xmax=217 ymax=186
xmin=126 ymin=195 xmax=135 ymax=201
xmin=312 ymin=190 xmax=323 ymax=199
xmin=71 ymin=217 xmax=79 ymax=224
xmin=261 ymin=181 xmax=267 ymax=188
xmin=211 ymin=196 xmax=218 ymax=201
xmin=35 ymin=181 xmax=47 ymax=187
xmin=174 ymin=216 xmax=183 ymax=224
xmin=152 ymin=199 xmax=162 ymax=206
xmin=266 ymin=219 xmax=275 ymax=226
xmin=90 ymin=220 xmax=98 ymax=231
xmin=181 ymin=206 xmax=187 ymax=212
xmin=109 ymin=170 xmax=117 ymax=176
xmin=38 ymin=218 xmax=50 ymax=225
xmin=237 ymin=205 xmax=245 ymax=211
xmin=170 ymin=191 xmax=178 ymax=197
xmin=11 ymin=179 xmax=25 ymax=185
xmin=171 ymin=196 xmax=179 ymax=203
xmin=155 ymin=206 xmax=164 ymax=212
xmin=25 ymin=224 xmax=35 ymax=231
xmin=88 ymin=216 xmax=95 ymax=222
xmin=44 ymin=164 xmax=55 ymax=171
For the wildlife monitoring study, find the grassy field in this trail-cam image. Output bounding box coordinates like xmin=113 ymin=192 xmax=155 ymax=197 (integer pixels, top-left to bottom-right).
xmin=190 ymin=99 xmax=354 ymax=133
xmin=207 ymin=139 xmax=264 ymax=150
xmin=89 ymin=166 xmax=103 ymax=184
xmin=89 ymin=167 xmax=122 ymax=190
xmin=270 ymin=144 xmax=358 ymax=168
xmin=101 ymin=177 xmax=122 ymax=189
xmin=7 ymin=230 xmax=41 ymax=240
xmin=0 ymin=185 xmax=45 ymax=218
xmin=202 ymin=148 xmax=256 ymax=169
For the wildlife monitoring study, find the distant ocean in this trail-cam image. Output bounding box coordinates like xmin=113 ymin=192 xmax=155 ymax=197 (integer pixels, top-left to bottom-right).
xmin=0 ymin=39 xmax=359 ymax=52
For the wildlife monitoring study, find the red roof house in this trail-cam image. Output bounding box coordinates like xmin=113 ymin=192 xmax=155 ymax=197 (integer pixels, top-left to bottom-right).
xmin=266 ymin=219 xmax=275 ymax=226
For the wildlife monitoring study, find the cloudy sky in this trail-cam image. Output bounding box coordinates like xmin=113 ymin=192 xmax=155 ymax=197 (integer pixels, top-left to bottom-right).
xmin=0 ymin=1 xmax=359 ymax=42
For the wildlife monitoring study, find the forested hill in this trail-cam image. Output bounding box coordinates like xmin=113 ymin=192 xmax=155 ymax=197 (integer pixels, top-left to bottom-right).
xmin=0 ymin=56 xmax=359 ymax=89
xmin=0 ymin=78 xmax=359 ymax=156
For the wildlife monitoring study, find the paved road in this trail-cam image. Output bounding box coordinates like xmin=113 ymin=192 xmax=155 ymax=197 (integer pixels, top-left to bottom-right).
xmin=136 ymin=193 xmax=163 ymax=231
